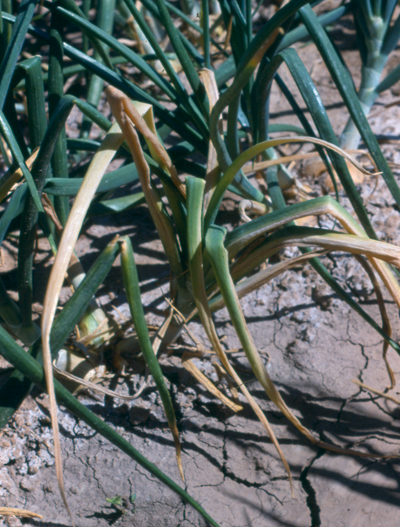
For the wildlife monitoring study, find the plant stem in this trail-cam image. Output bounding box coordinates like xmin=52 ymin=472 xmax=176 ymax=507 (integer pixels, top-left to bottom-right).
xmin=340 ymin=13 xmax=387 ymax=149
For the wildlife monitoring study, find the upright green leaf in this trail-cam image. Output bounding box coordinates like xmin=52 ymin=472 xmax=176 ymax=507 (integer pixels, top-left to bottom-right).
xmin=299 ymin=4 xmax=400 ymax=210
xmin=0 ymin=0 xmax=39 ymax=110
xmin=48 ymin=10 xmax=69 ymax=225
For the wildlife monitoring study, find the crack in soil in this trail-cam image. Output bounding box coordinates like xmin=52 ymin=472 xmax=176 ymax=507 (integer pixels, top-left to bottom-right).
xmin=357 ymin=346 xmax=399 ymax=420
xmin=299 ymin=451 xmax=324 ymax=527
xmin=218 ymin=423 xmax=283 ymax=505
xmin=336 ymin=344 xmax=368 ymax=424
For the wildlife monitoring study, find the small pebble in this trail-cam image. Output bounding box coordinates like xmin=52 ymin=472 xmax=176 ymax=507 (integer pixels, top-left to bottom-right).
xmin=20 ymin=475 xmax=38 ymax=492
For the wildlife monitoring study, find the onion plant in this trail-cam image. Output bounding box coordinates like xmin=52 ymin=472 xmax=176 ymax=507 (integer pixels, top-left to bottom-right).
xmin=1 ymin=0 xmax=400 ymax=524
xmin=340 ymin=0 xmax=400 ymax=150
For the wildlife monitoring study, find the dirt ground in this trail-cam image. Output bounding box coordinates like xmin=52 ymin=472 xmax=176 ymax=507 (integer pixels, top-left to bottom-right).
xmin=2 ymin=5 xmax=400 ymax=527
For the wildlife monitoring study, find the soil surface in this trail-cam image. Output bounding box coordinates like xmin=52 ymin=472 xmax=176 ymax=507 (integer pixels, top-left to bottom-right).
xmin=2 ymin=2 xmax=400 ymax=526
